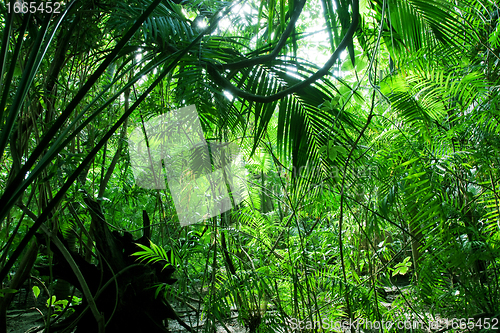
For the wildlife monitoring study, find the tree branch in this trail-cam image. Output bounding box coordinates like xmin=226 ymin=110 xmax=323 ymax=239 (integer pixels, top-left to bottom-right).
xmin=207 ymin=0 xmax=359 ymax=103
xmin=219 ymin=0 xmax=307 ymax=71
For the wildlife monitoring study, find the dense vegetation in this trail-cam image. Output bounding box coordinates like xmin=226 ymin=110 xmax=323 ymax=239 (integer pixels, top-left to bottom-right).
xmin=1 ymin=0 xmax=500 ymax=332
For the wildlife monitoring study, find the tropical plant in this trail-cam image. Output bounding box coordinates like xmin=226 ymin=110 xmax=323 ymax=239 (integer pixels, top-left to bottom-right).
xmin=1 ymin=0 xmax=500 ymax=332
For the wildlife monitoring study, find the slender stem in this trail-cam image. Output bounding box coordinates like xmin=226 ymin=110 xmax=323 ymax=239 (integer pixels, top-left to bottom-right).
xmin=338 ymin=90 xmax=375 ymax=319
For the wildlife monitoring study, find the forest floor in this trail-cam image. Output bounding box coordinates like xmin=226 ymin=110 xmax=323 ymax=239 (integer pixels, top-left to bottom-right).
xmin=6 ymin=308 xmax=248 ymax=333
xmin=6 ymin=283 xmax=430 ymax=333
xmin=6 ymin=289 xmax=248 ymax=333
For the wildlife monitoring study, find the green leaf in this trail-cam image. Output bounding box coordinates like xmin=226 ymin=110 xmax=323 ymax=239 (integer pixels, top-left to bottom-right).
xmin=404 ymin=171 xmax=426 ymax=180
xmin=32 ymin=286 xmax=40 ymax=299
xmin=392 ymin=257 xmax=412 ymax=276
xmin=0 ymin=288 xmax=18 ymax=297
xmin=489 ymin=24 xmax=500 ymax=48
xmin=54 ymin=299 xmax=68 ymax=307
xmin=396 ymin=157 xmax=419 ymax=169
xmin=328 ymin=148 xmax=337 ymax=161
xmin=46 ymin=295 xmax=56 ymax=308
xmin=321 ymin=141 xmax=347 ymax=162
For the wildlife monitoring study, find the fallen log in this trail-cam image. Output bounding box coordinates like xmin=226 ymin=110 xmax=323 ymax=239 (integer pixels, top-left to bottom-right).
xmin=37 ymin=199 xmax=190 ymax=332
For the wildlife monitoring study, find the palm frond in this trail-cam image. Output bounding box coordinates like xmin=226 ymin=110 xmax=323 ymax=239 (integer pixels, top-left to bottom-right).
xmin=133 ymin=241 xmax=175 ymax=268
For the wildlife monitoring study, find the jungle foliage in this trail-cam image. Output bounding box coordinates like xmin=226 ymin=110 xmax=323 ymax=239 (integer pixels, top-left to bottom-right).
xmin=1 ymin=0 xmax=500 ymax=332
